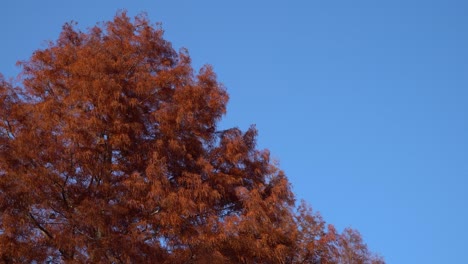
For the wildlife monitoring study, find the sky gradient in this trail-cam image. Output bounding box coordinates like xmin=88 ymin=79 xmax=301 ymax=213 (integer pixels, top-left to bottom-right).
xmin=2 ymin=1 xmax=468 ymax=263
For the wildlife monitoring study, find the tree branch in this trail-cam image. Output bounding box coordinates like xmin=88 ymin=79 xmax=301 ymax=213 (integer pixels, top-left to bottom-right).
xmin=28 ymin=212 xmax=54 ymax=240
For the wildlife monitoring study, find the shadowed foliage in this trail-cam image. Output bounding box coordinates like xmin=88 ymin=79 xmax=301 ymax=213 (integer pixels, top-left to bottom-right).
xmin=0 ymin=12 xmax=384 ymax=263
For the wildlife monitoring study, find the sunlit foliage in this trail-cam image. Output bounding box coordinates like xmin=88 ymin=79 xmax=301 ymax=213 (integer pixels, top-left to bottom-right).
xmin=0 ymin=12 xmax=384 ymax=263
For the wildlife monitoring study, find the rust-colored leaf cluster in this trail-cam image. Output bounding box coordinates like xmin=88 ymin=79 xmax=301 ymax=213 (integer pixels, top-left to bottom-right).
xmin=0 ymin=12 xmax=384 ymax=263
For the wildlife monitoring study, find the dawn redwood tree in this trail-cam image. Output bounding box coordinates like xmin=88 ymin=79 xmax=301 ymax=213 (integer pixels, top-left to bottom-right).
xmin=0 ymin=12 xmax=384 ymax=263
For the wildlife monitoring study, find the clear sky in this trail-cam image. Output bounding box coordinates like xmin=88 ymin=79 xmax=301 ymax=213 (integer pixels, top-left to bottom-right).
xmin=2 ymin=1 xmax=468 ymax=263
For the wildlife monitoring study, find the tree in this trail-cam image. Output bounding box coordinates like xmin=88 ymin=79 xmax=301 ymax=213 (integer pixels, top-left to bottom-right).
xmin=0 ymin=12 xmax=384 ymax=263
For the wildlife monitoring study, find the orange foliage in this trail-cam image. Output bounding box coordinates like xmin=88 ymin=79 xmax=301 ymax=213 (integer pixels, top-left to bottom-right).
xmin=0 ymin=12 xmax=384 ymax=263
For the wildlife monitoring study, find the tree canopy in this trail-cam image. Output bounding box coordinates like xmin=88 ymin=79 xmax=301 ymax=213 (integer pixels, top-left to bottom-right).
xmin=0 ymin=12 xmax=384 ymax=263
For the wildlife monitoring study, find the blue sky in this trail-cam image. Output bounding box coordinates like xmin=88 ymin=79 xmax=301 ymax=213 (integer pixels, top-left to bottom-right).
xmin=2 ymin=1 xmax=468 ymax=263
